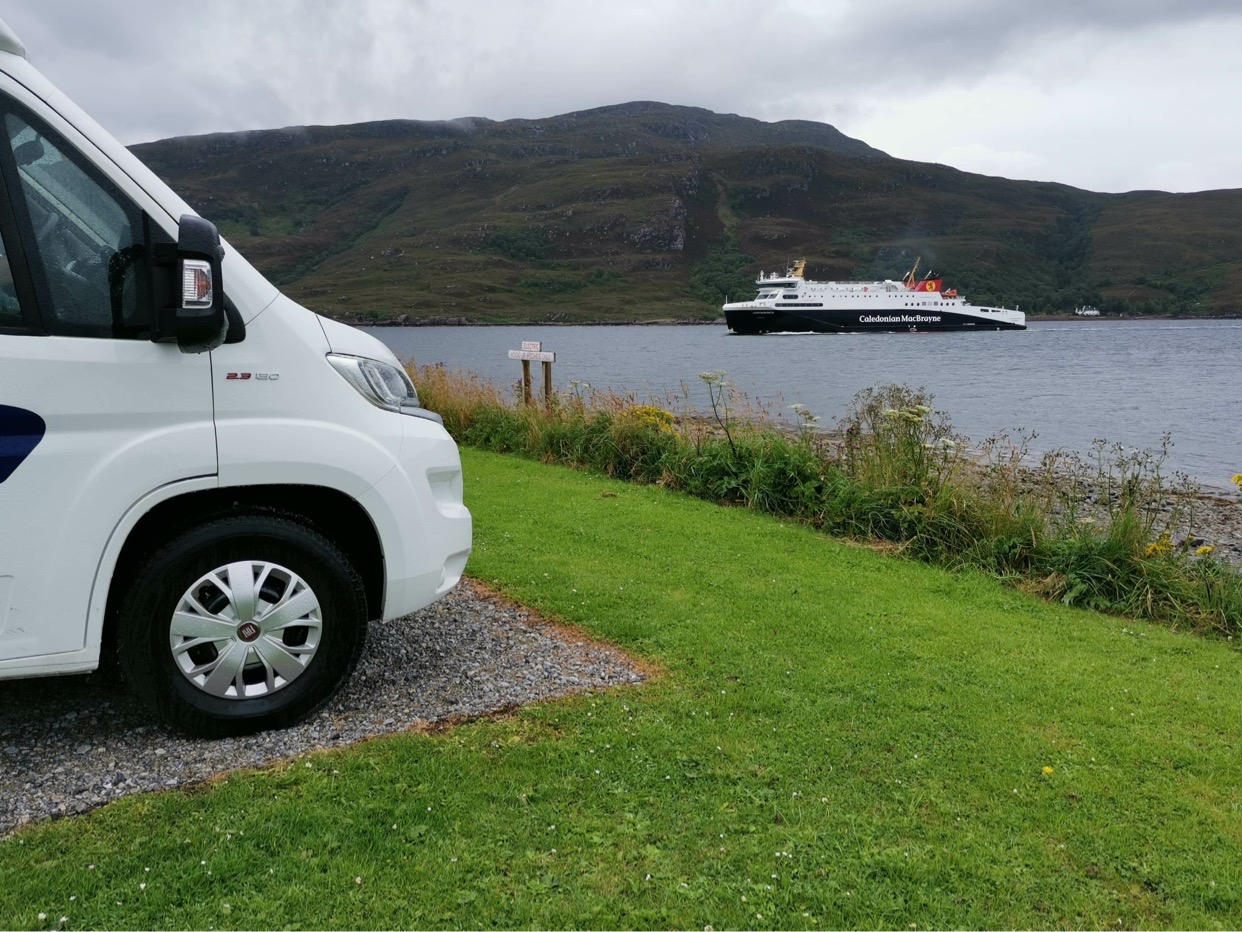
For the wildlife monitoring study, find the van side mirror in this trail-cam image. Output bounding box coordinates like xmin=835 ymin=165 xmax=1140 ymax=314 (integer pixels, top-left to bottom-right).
xmin=151 ymin=215 xmax=227 ymax=353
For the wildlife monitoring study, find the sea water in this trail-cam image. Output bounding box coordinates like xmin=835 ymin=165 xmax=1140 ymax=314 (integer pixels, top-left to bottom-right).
xmin=368 ymin=319 xmax=1242 ymax=489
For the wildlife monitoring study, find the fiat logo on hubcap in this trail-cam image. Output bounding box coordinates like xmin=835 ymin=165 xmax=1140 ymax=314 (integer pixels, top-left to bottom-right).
xmin=237 ymin=622 xmax=261 ymax=642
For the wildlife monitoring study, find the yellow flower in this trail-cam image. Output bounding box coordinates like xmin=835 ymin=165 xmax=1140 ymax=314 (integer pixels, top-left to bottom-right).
xmin=1196 ymin=545 xmax=1215 ymax=556
xmin=1232 ymin=473 xmax=1242 ymax=488
xmin=1042 ymin=766 xmax=1055 ymax=776
xmin=1145 ymin=531 xmax=1173 ymax=557
xmin=618 ymin=404 xmax=675 ymax=434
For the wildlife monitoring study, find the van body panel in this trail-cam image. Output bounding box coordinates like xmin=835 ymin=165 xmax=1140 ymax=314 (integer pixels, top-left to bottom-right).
xmin=317 ymin=313 xmax=399 ymax=362
xmin=0 ymin=335 xmax=215 ymax=661
xmin=0 ymin=654 xmax=96 ymax=678
xmin=0 ymin=475 xmax=220 ymax=677
xmin=212 ymin=293 xmax=399 ymax=496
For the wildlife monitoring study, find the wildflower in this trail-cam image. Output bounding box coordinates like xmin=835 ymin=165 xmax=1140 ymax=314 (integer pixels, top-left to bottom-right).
xmin=1196 ymin=545 xmax=1215 ymax=556
xmin=1145 ymin=531 xmax=1173 ymax=557
xmin=1232 ymin=473 xmax=1242 ymax=488
xmin=619 ymin=404 xmax=675 ymax=433
xmin=1042 ymin=766 xmax=1055 ymax=775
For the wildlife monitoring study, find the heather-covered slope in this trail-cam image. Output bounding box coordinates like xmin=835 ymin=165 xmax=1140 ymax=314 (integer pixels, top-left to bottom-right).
xmin=131 ymin=101 xmax=1241 ymax=322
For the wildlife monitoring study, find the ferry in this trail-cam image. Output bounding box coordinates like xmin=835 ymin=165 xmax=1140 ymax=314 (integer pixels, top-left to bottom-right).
xmin=723 ymin=258 xmax=1026 ymax=334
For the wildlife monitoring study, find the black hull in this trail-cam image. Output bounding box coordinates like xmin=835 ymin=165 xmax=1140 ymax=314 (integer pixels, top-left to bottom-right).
xmin=725 ymin=307 xmax=1025 ymax=334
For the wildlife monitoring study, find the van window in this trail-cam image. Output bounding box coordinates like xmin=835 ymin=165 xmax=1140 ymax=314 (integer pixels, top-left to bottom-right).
xmin=0 ymin=228 xmax=21 ymax=328
xmin=4 ymin=111 xmax=147 ymax=338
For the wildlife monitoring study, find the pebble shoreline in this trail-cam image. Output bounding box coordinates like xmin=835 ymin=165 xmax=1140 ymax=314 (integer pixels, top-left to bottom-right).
xmin=0 ymin=581 xmax=646 ymax=837
xmin=1165 ymin=489 xmax=1242 ymax=567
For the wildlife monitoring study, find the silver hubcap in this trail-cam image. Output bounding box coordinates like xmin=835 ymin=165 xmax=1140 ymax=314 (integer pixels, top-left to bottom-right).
xmin=168 ymin=560 xmax=323 ymax=700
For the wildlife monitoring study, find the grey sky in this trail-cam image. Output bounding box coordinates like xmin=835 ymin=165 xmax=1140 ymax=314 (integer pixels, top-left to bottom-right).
xmin=4 ymin=1 xmax=1238 ymax=193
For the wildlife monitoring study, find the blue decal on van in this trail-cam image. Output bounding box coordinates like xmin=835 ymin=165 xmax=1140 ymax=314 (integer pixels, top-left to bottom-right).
xmin=0 ymin=405 xmax=46 ymax=483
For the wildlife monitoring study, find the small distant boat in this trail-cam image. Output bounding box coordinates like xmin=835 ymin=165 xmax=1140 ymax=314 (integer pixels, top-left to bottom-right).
xmin=1073 ymin=306 xmax=1101 ymax=317
xmin=723 ymin=257 xmax=1026 ymax=334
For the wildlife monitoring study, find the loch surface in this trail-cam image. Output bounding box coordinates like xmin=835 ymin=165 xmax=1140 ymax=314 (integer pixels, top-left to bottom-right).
xmin=368 ymin=319 xmax=1242 ymax=489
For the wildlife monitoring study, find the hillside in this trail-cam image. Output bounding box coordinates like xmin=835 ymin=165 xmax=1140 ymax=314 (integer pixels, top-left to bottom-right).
xmin=131 ymin=101 xmax=1242 ymax=323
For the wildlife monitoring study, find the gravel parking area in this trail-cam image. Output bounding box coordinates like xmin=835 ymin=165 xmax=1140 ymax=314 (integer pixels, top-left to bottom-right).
xmin=0 ymin=581 xmax=647 ymax=836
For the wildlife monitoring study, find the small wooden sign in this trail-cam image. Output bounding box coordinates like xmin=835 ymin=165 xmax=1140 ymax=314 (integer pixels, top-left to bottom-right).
xmin=521 ymin=340 xmax=542 ymax=352
xmin=508 ymin=349 xmax=556 ymax=362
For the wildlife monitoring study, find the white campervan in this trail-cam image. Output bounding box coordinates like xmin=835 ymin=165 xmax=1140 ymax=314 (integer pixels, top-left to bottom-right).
xmin=0 ymin=20 xmax=471 ymax=736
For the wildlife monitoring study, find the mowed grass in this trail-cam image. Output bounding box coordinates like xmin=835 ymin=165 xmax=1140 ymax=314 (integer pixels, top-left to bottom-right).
xmin=2 ymin=449 xmax=1241 ymax=929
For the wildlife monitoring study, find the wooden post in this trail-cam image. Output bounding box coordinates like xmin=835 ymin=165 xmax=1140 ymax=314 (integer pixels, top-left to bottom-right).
xmin=508 ymin=341 xmax=555 ymax=409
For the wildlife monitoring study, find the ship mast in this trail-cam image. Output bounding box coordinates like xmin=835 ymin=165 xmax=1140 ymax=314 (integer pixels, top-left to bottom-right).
xmin=903 ymin=256 xmax=921 ymax=289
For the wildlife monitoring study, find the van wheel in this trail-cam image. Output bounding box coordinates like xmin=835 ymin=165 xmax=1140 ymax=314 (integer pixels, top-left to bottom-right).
xmin=117 ymin=515 xmax=368 ymax=737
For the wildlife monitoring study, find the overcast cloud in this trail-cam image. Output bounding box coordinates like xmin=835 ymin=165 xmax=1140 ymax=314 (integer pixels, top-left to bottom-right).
xmin=4 ymin=0 xmax=1239 ymax=193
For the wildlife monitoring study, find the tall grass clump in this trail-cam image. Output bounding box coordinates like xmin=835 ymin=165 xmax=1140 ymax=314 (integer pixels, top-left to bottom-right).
xmin=831 ymin=385 xmax=983 ymax=558
xmin=410 ymin=363 xmax=1242 ymax=636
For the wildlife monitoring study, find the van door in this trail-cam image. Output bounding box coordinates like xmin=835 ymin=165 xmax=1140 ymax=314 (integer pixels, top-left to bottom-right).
xmin=0 ymin=95 xmax=216 ymax=665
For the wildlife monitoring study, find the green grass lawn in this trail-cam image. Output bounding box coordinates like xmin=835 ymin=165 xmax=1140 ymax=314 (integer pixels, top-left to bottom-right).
xmin=2 ymin=449 xmax=1240 ymax=929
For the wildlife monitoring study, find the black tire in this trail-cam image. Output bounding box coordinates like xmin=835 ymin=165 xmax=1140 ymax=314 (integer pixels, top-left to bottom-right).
xmin=117 ymin=515 xmax=367 ymax=738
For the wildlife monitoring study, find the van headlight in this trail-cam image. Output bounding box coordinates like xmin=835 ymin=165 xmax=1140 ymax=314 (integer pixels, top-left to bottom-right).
xmin=327 ymin=354 xmax=441 ymax=422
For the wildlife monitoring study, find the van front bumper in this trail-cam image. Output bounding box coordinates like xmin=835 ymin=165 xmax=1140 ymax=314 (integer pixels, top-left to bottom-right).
xmin=359 ymin=417 xmax=471 ymax=621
